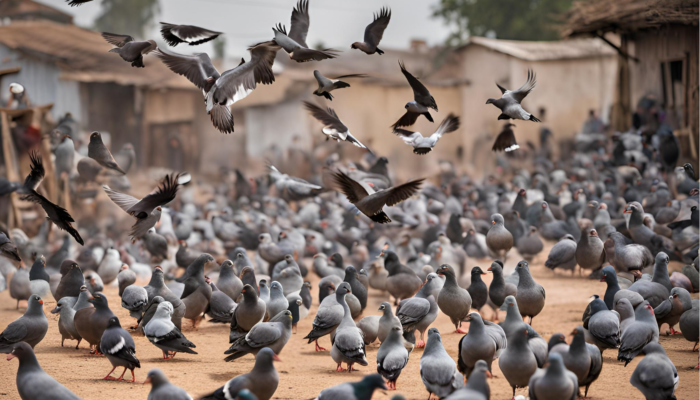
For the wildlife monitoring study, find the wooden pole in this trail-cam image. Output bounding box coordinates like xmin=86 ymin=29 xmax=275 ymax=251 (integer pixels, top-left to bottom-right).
xmin=1 ymin=111 xmax=22 ymax=229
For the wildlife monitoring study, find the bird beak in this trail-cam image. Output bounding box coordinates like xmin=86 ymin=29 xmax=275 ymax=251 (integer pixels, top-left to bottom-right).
xmin=50 ymin=306 xmax=60 ymax=314
xmin=485 ymin=370 xmax=493 ymax=378
xmin=143 ymin=376 xmax=151 ymax=385
xmin=38 ymin=300 xmax=43 ymax=305
xmin=6 ymin=354 xmax=16 ymax=361
xmin=272 ymin=354 xmax=282 ymax=362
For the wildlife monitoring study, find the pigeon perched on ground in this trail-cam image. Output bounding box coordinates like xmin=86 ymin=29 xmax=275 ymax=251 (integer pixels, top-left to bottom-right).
xmin=144 ymin=301 xmax=197 ymax=359
xmin=100 ymin=317 xmax=140 ymax=382
xmin=576 ymin=229 xmax=605 ymax=274
xmin=225 ymin=310 xmax=292 ymax=361
xmin=304 ymin=280 xmax=343 ymax=351
xmin=304 ymin=102 xmax=372 ymax=152
xmin=392 ymin=60 xmax=438 ymax=130
xmin=159 ymin=22 xmax=221 ymax=47
xmin=499 ymin=322 xmax=538 ymax=399
xmin=585 ymin=297 xmax=621 ymax=352
xmin=420 ymin=328 xmax=463 ymax=398
xmin=379 ymin=249 xmax=423 ymax=302
xmin=393 ymin=114 xmax=460 ymax=155
xmin=376 ymin=326 xmax=409 ymax=390
xmin=177 ymin=254 xmax=215 ymax=327
xmin=0 ymin=295 xmax=48 ymax=350
xmin=230 ymin=284 xmax=267 ymax=342
xmin=618 ymin=301 xmax=659 ymax=366
xmin=1 ymin=342 xmax=81 ymax=400
xmin=445 ymin=359 xmax=491 ymax=400
xmin=102 ymin=33 xmax=157 ymax=68
xmin=201 ymin=347 xmax=280 ymax=400
xmin=436 ymin=264 xmax=472 ymax=333
xmin=331 ymin=283 xmax=368 ymax=371
xmin=528 ymin=353 xmax=578 ymax=400
xmin=216 ymin=260 xmax=243 ymax=300
xmin=514 ymin=260 xmax=546 ymax=324
xmin=315 ymin=374 xmax=387 ymax=400
xmin=564 ymin=326 xmax=603 ymax=398
xmin=630 ymin=342 xmax=679 ymax=400
xmin=74 ymin=292 xmax=116 ymax=353
xmin=487 ymin=214 xmax=513 ymax=261
xmin=97 ymin=248 xmax=122 ymax=284
xmin=144 ymin=267 xmax=186 ymax=330
xmin=486 ymin=260 xmax=517 ymax=319
xmin=458 ymin=312 xmax=506 ymax=377
xmin=273 ymin=0 xmax=338 ymax=62
xmin=121 ymin=284 xmax=148 ymax=322
xmin=351 ymin=7 xmax=391 ymax=55
xmin=500 ymin=296 xmax=548 ymax=368
xmin=206 ymin=280 xmax=236 ymax=323
xmin=544 ymin=235 xmax=577 ymax=273
xmin=396 ymin=272 xmax=441 ymax=347
xmin=28 ymin=255 xmax=51 ymax=299
xmin=51 ymin=297 xmax=82 ymax=349
xmin=486 ymin=69 xmax=540 ymax=122
xmin=145 ymin=368 xmax=193 ymax=400
xmin=117 ymin=264 xmax=136 ymax=297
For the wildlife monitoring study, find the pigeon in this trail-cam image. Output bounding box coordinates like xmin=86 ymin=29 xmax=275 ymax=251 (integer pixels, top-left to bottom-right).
xmin=500 ymin=296 xmax=548 ymax=368
xmin=117 ymin=264 xmax=136 ymax=297
xmin=318 ymin=275 xmax=342 ymax=303
xmin=273 ymin=256 xmax=304 ymax=296
xmin=85 ymin=271 xmax=104 ymax=295
xmin=486 ymin=260 xmax=517 ymax=319
xmin=230 ymin=284 xmax=267 ymax=342
xmin=436 ymin=264 xmax=472 ymax=333
xmin=617 ymin=301 xmax=659 ymax=366
xmin=356 ymin=315 xmax=380 ymax=345
xmin=376 ymin=302 xmax=402 ymax=344
xmin=103 ymin=173 xmax=182 ymax=241
xmin=492 ymin=122 xmax=520 ymax=152
xmin=304 ymin=102 xmax=372 ymax=151
xmin=263 ymin=281 xmax=289 ymax=321
xmin=343 ymin=266 xmax=367 ymax=310
xmin=393 ymin=114 xmax=460 ymax=155
xmin=445 ymin=359 xmax=491 ymax=400
xmin=142 ymin=230 xmax=168 ymax=261
xmin=51 ymin=297 xmax=82 ymax=349
xmin=315 ymin=374 xmax=387 ymax=400
xmin=268 ymin=165 xmax=323 ymax=201
xmin=584 ymin=297 xmax=621 ymax=352
xmin=20 ymin=190 xmax=83 ymax=245
xmin=615 ymin=297 xmax=637 ymax=336
xmin=605 ymin=232 xmax=654 ymax=279
xmin=487 ymin=213 xmax=514 ymax=261
xmin=514 ymin=260 xmax=546 ymax=324
xmin=391 ymin=60 xmax=438 ymax=130
xmin=0 ymin=232 xmax=21 ymax=262
xmin=273 ymin=0 xmax=339 ymax=62
xmin=528 ymin=353 xmax=578 ymax=400
xmin=420 ymin=328 xmax=464 ymax=398
xmin=466 ymin=266 xmax=489 ymax=312
xmin=576 ymin=229 xmax=605 ymax=274
xmin=351 ymin=7 xmax=391 ymax=55
xmin=177 ymin=253 xmax=215 ymax=327
xmin=22 ymin=150 xmax=45 ymax=191
xmin=144 ymin=267 xmax=186 ymax=330
xmin=144 ymin=301 xmax=197 ymax=359
xmin=516 ymin=226 xmax=544 ymax=261
xmin=72 ymin=285 xmax=92 ymax=311
xmin=396 ymin=272 xmax=441 ymax=347
xmin=74 ymin=292 xmax=116 ymax=353
xmin=100 ymin=317 xmax=140 ymax=382
xmin=486 ymin=69 xmax=540 ymax=122
xmin=145 ymin=369 xmax=193 ymax=400
xmin=376 ymin=326 xmax=409 ymax=390
xmin=154 ymin=41 xmax=279 ymax=134
xmin=565 ymin=326 xmax=603 ymax=398
xmin=679 ymin=297 xmax=699 ymax=351
xmin=499 ymin=322 xmax=539 ymax=399
xmin=630 ymin=343 xmax=679 ymax=400
xmin=312 ymin=70 xmax=368 ymax=101
xmin=331 ymin=283 xmax=368 ymax=371
xmin=0 ymin=295 xmax=48 ymax=350
xmin=544 ymin=234 xmax=577 ymax=274
xmin=28 ymin=255 xmax=51 ymax=299
xmin=600 ymin=266 xmax=630 ymax=309
xmin=304 ymin=280 xmax=343 ymax=351
xmin=626 ymin=252 xmax=672 ymax=308
xmin=458 ymin=312 xmax=506 ymax=377
xmin=378 ymin=249 xmax=424 ymax=304
xmin=655 ymin=287 xmax=692 ymax=334
xmin=1 ymin=342 xmax=81 ymax=400
xmin=9 ymin=268 xmax=31 ymax=309
xmin=206 ymin=280 xmax=236 ymax=323
xmin=86 ymin=132 xmax=126 ymax=175
xmin=201 ymin=347 xmax=280 ymax=400
xmin=159 ymin=22 xmax=222 ymax=47
xmin=102 ymin=33 xmax=157 ymax=68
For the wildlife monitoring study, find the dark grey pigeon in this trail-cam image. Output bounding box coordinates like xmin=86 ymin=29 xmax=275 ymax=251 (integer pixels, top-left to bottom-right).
xmin=51 ymin=297 xmax=82 ymax=348
xmin=626 ymin=252 xmax=672 ymax=308
xmin=499 ymin=296 xmax=548 ymax=368
xmin=344 ymin=266 xmax=367 ymax=310
xmin=420 ymin=328 xmax=464 ymax=398
xmin=312 ymin=70 xmax=368 ymax=101
xmin=654 ymin=287 xmax=692 ymax=334
xmin=544 ymin=235 xmax=577 ymax=274
xmin=0 ymin=232 xmax=21 ymax=262
xmin=318 ymin=275 xmax=342 ymax=303
xmin=614 ymin=297 xmax=636 ymax=335
xmin=576 ymin=229 xmax=605 ymax=274
xmin=380 ymin=250 xmax=422 ymax=303
xmin=1 ymin=342 xmax=81 ymax=400
xmin=467 ymin=266 xmax=489 ymax=312
xmin=517 ymin=226 xmax=544 ymax=262
xmin=618 ymin=301 xmax=659 ymax=366
xmin=376 ymin=326 xmax=409 ymax=390
xmin=565 ymin=326 xmax=603 ymax=398
xmin=230 ymin=284 xmax=267 ymax=343
xmin=514 ymin=260 xmax=546 ymax=324
xmin=585 ymin=297 xmax=621 ymax=352
xmin=486 ymin=260 xmax=517 ymax=318
xmin=201 ymin=347 xmax=280 ymax=400
xmin=499 ymin=322 xmax=538 ymax=398
xmin=528 ymin=353 xmax=578 ymax=400
xmin=145 ymin=368 xmax=192 ymax=400
xmin=391 ymin=60 xmax=438 ymax=130
xmin=316 ymin=374 xmax=387 ymax=400
xmin=206 ymin=281 xmax=236 ymax=323
xmin=458 ymin=312 xmax=506 ymax=377
xmin=436 ymin=264 xmax=472 ymax=333
xmin=216 ymin=259 xmax=243 ymax=300
xmin=678 ymin=298 xmax=699 ymax=351
xmin=444 ymin=359 xmax=490 ymax=400
xmin=144 ymin=301 xmax=197 ymax=359
xmin=272 ymin=1 xmax=339 ymax=63
xmin=357 ymin=315 xmax=380 ymax=345
xmin=331 ymin=283 xmax=368 ymax=371
xmin=54 ymin=261 xmax=84 ymax=302
xmin=486 ymin=213 xmax=513 ymax=261
xmin=486 ymin=69 xmax=540 ymax=122
xmin=396 ymin=272 xmax=441 ymax=347
xmin=224 ymin=310 xmax=292 ymax=362
xmin=100 ymin=317 xmax=140 ymax=382
xmin=351 ymin=7 xmax=390 ymax=55
xmin=177 ymin=254 xmax=215 ymax=327
xmin=86 ymin=131 xmax=126 ymax=173
xmin=0 ymin=295 xmax=48 ymax=350
xmin=630 ymin=343 xmax=678 ymax=400
xmin=102 ymin=33 xmax=157 ymax=68
xmin=72 ymin=285 xmax=92 ymax=311
xmin=159 ymin=22 xmax=222 ymax=47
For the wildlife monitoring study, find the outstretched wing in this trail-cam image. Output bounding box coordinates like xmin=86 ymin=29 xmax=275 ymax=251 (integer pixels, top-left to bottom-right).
xmin=214 ymin=41 xmax=279 ymax=105
xmin=24 ymin=151 xmax=45 ymax=190
xmin=364 ymin=7 xmax=391 ymax=47
xmin=432 ymin=114 xmax=460 ymax=139
xmin=288 ymin=0 xmax=310 ymax=48
xmin=398 ymin=60 xmax=430 ymax=100
xmin=509 ymin=69 xmax=537 ymax=103
xmin=153 ymin=48 xmax=220 ymax=91
xmin=303 ymin=101 xmax=348 ymax=134
xmin=127 ymin=173 xmax=181 ymax=217
xmin=102 ymin=185 xmax=140 ymax=214
xmin=383 ymin=179 xmax=424 ymax=207
xmin=101 ymin=32 xmax=134 ymax=47
xmin=331 ymin=171 xmax=369 ymax=204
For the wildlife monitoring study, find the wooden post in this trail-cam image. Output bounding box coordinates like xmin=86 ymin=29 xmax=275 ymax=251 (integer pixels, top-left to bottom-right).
xmin=1 ymin=111 xmax=22 ymax=229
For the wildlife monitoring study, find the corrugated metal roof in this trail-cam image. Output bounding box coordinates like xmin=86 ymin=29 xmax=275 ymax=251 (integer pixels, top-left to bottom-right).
xmin=464 ymin=36 xmax=616 ymax=61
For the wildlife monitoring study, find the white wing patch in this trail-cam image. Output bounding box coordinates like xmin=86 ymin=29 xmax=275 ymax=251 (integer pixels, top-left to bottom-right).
xmin=231 ymin=83 xmax=254 ymax=105
xmin=322 ymin=127 xmax=348 ymax=141
xmin=108 ymin=336 xmax=126 ymax=354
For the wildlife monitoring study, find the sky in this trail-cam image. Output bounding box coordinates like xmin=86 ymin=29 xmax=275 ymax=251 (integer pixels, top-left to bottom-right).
xmin=37 ymin=0 xmax=452 ymax=58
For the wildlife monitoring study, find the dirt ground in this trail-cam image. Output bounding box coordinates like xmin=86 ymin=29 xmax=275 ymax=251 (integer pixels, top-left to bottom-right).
xmin=1 ymin=250 xmax=698 ymax=400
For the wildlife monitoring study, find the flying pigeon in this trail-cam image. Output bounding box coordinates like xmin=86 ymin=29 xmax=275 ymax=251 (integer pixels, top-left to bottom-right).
xmin=393 ymin=114 xmax=460 ymax=155
xmin=102 ymin=32 xmax=157 ymax=68
xmin=160 ymin=22 xmax=222 ymax=47
xmin=351 ymin=7 xmax=391 ymax=55
xmin=391 ymin=60 xmax=438 ymax=130
xmin=303 ymin=101 xmax=372 ymax=152
xmin=312 ymin=70 xmax=368 ymax=101
xmin=486 ymin=69 xmax=540 ymax=122
xmin=492 ymin=123 xmax=519 ymax=152
xmin=273 ymin=0 xmax=339 ymax=63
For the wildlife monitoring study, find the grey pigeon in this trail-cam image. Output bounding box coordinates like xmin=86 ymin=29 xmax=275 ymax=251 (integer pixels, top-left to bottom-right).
xmin=351 ymin=7 xmax=390 ymax=55
xmin=273 ymin=1 xmax=339 ymax=63
xmin=217 ymin=259 xmax=243 ymax=301
xmin=159 ymin=22 xmax=221 ymax=47
xmin=51 ymin=297 xmax=82 ymax=348
xmin=654 ymin=287 xmax=692 ymax=334
xmin=102 ymin=33 xmax=157 ymax=68
xmin=500 ymin=296 xmax=548 ymax=368
xmin=514 ymin=260 xmax=546 ymax=324
xmin=396 ymin=272 xmax=441 ymax=347
xmin=72 ymin=285 xmax=92 ymax=311
xmin=145 ymin=369 xmax=192 ymax=400
xmin=87 ymin=131 xmax=126 ymax=174
xmin=393 ymin=114 xmax=460 ymax=155
xmin=436 ymin=264 xmax=472 ymax=333
xmin=614 ymin=297 xmax=636 ymax=335
xmin=380 ymin=250 xmax=422 ymax=303
xmin=286 ymin=295 xmax=304 ymax=332
xmin=312 ymin=254 xmax=345 ymax=278
xmin=630 ymin=342 xmax=678 ymax=400
xmin=225 ymin=310 xmax=292 ymax=361
xmin=678 ymin=297 xmax=699 ymax=351
xmin=486 ymin=69 xmax=540 ymax=122
xmin=585 ymin=297 xmax=621 ymax=352
xmin=74 ymin=292 xmax=116 ymax=353
xmin=143 ymin=230 xmax=168 ymax=261
xmin=0 ymin=231 xmax=21 ymax=262
xmin=315 ymin=374 xmax=386 ymax=400
xmin=331 ymin=283 xmax=368 ymax=371
xmin=264 ymin=281 xmax=289 ymax=321
xmin=499 ymin=322 xmax=539 ymax=398
xmin=565 ymin=326 xmax=603 ymax=398
xmin=486 ymin=213 xmax=513 ymax=260
xmin=54 ymin=261 xmax=84 ymax=302
xmin=85 ymin=272 xmax=104 ymax=295
xmin=230 ymin=284 xmax=267 ymax=342
xmin=605 ymin=232 xmax=653 ymax=278
xmin=312 ymin=70 xmax=368 ymax=101
xmin=445 ymin=359 xmax=490 ymax=400
xmin=117 ymin=264 xmax=136 ymax=297
xmin=318 ymin=275 xmax=342 ymax=303
xmin=486 ymin=260 xmax=516 ymax=319
xmin=376 ymin=326 xmax=409 ymax=390
xmin=618 ymin=301 xmax=659 ymax=366
xmin=96 ymin=248 xmax=122 ymax=285
xmin=1 ymin=342 xmax=81 ymax=400
xmin=357 ymin=315 xmax=380 ymax=345
xmin=201 ymin=347 xmax=280 ymax=400
xmin=121 ymin=284 xmax=148 ymax=322
xmin=528 ymin=353 xmax=578 ymax=400
xmin=268 ymin=165 xmax=323 ymax=201
xmin=144 ymin=267 xmax=186 ymax=331
xmin=576 ymin=229 xmax=605 ymax=274
xmin=626 ymin=252 xmax=672 ymax=308
xmin=544 ymin=234 xmax=577 ymax=274
xmin=458 ymin=312 xmax=506 ymax=377
xmin=100 ymin=317 xmax=140 ymax=382
xmin=144 ymin=301 xmax=197 ymax=359
xmin=0 ymin=295 xmax=48 ymax=350
xmin=420 ymin=328 xmax=464 ymax=398
xmin=138 ymin=296 xmax=165 ymax=332
xmin=391 ymin=60 xmax=438 ymax=130
xmin=9 ymin=265 xmax=31 ymax=309
xmin=177 ymin=254 xmax=215 ymax=327
xmin=259 ymin=280 xmax=270 ymax=304
xmin=517 ymin=226 xmax=544 ymax=262
xmin=303 ymin=102 xmax=373 ymax=151
xmin=206 ymin=281 xmax=237 ymax=323
xmin=273 ymin=255 xmax=304 ymax=296
xmin=28 ymin=255 xmax=51 ymax=299
xmin=376 ymin=302 xmax=402 ymax=344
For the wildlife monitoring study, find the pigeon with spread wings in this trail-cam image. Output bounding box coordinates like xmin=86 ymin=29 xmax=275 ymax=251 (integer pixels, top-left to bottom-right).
xmin=331 ymin=171 xmax=423 ymax=224
xmin=101 ymin=32 xmax=157 ymax=68
xmin=268 ymin=165 xmax=323 ymax=201
xmin=391 ymin=60 xmax=438 ymax=131
xmin=486 ymin=69 xmax=540 ymax=122
xmin=312 ymin=71 xmax=368 ymax=101
xmin=273 ymin=0 xmax=339 ymax=63
xmin=393 ymin=114 xmax=459 ymax=155
xmin=351 ymin=7 xmax=391 ymax=55
xmin=154 ymin=41 xmax=279 ymax=134
xmin=160 ymin=22 xmax=222 ymax=47
xmin=102 ymin=174 xmax=184 ymax=241
xmin=303 ymin=101 xmax=372 ymax=152
xmin=24 ymin=151 xmax=44 ymax=191
xmin=492 ymin=123 xmax=519 ymax=152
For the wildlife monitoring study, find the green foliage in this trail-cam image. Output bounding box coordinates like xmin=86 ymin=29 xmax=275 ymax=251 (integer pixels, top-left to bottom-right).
xmin=213 ymin=36 xmax=226 ymax=60
xmin=94 ymin=0 xmax=160 ymax=39
xmin=433 ymin=0 xmax=573 ymax=44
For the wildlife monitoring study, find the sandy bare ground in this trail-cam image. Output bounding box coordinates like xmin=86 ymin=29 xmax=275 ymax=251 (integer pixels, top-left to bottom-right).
xmin=1 ymin=252 xmax=698 ymax=400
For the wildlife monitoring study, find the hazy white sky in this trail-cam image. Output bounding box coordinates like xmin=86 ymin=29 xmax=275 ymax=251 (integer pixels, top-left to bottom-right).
xmin=37 ymin=0 xmax=452 ymax=57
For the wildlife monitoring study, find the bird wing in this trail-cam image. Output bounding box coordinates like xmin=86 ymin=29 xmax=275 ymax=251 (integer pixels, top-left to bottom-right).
xmin=102 ymin=185 xmax=140 ymax=214
xmin=303 ymin=101 xmax=348 ymax=133
xmin=333 ymin=74 xmax=369 ymax=80
xmin=364 ymin=7 xmax=391 ymax=47
xmin=377 ymin=179 xmax=425 ymax=207
xmin=653 ymin=299 xmax=673 ymax=319
xmin=484 ymin=320 xmax=508 ymax=354
xmin=245 ymin=322 xmax=283 ymax=348
xmin=127 ymin=173 xmax=180 ymax=217
xmin=331 ymin=171 xmax=369 ymax=204
xmin=391 ymin=111 xmax=422 ymax=131
xmin=398 ymin=60 xmax=431 ymax=100
xmin=432 ymin=114 xmax=460 ymax=140
xmin=23 ymin=151 xmax=45 ymax=190
xmin=0 ymin=319 xmax=27 ymax=343
xmin=153 ymin=48 xmax=220 ymax=91
xmin=344 ymin=132 xmax=371 ymax=152
xmin=396 ymin=297 xmax=430 ymax=325
xmin=495 ymin=82 xmax=508 ymax=94
xmin=160 ymin=22 xmax=222 ymax=45
xmin=101 ymin=32 xmax=134 ymax=47
xmin=508 ymin=69 xmax=536 ymax=103
xmin=492 ymin=125 xmax=518 ymax=152
xmin=288 ymin=0 xmax=310 ymax=48
xmin=393 ymin=129 xmax=422 ymax=145
xmin=214 ymin=41 xmax=279 ymax=105
xmin=312 ymin=304 xmax=343 ymax=331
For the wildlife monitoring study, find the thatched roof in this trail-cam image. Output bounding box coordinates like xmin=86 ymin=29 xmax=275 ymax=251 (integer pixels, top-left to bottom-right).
xmin=565 ymin=0 xmax=699 ymax=37
xmin=464 ymin=36 xmax=616 ymax=61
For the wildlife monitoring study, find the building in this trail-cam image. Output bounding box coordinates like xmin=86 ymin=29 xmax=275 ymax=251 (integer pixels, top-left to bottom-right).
xmin=566 ymin=0 xmax=699 ymax=160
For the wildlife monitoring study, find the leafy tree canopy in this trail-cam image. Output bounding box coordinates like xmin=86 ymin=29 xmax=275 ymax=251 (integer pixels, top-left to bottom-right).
xmin=94 ymin=0 xmax=160 ymax=39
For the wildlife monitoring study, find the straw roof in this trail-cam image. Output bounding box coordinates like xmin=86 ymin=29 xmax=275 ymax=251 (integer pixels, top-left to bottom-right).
xmin=465 ymin=36 xmax=616 ymax=61
xmin=565 ymin=0 xmax=699 ymax=37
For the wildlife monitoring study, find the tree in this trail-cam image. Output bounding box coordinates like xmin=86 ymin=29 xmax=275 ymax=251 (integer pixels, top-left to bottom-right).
xmin=213 ymin=37 xmax=226 ymax=60
xmin=433 ymin=0 xmax=573 ymax=44
xmin=94 ymin=0 xmax=160 ymax=39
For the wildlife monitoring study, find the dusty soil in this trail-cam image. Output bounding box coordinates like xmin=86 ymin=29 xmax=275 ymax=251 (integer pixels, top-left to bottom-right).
xmin=1 ymin=251 xmax=698 ymax=400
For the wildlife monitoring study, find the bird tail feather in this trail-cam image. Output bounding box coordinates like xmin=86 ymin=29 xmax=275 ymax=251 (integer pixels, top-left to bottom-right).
xmin=370 ymin=211 xmax=391 ymax=224
xmin=209 ymin=104 xmax=234 ymax=134
xmin=376 ymin=48 xmax=384 ymax=55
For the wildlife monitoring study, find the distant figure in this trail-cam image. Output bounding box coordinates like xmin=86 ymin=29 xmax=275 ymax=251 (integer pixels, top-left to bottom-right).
xmin=7 ymin=83 xmax=30 ymax=109
xmin=581 ymin=109 xmax=605 ymax=134
xmin=538 ymin=107 xmax=553 ymax=159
